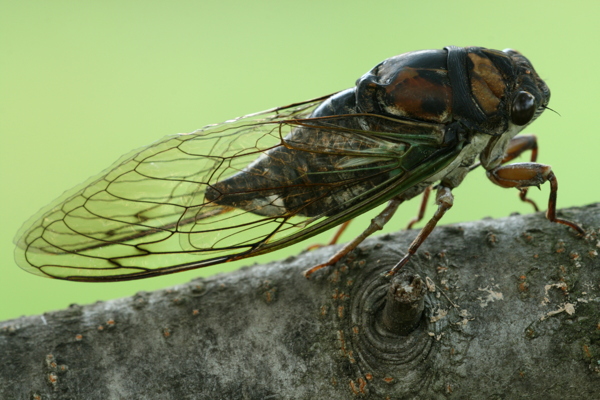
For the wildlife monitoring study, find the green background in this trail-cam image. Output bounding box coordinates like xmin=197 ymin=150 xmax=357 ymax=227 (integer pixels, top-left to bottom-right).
xmin=1 ymin=1 xmax=598 ymax=322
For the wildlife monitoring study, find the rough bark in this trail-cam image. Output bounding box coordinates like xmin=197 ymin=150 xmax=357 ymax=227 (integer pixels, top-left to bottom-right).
xmin=1 ymin=204 xmax=599 ymax=399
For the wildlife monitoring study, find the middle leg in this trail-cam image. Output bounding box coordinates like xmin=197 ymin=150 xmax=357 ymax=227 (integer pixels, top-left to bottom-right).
xmin=387 ymin=186 xmax=454 ymax=276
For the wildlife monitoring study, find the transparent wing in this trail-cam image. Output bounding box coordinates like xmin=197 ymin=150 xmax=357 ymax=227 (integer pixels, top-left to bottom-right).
xmin=14 ymin=94 xmax=457 ymax=281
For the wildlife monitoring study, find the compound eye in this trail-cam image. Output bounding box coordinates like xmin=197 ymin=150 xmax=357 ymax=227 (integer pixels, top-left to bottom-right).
xmin=511 ymin=91 xmax=537 ymax=126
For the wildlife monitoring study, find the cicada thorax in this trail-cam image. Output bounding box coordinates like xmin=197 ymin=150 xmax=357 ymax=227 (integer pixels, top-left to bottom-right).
xmin=356 ymin=49 xmax=454 ymax=124
xmin=357 ymin=47 xmax=534 ymax=135
xmin=204 ymin=47 xmax=548 ymax=221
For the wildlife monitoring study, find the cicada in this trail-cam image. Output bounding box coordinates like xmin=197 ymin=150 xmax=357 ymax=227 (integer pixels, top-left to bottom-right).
xmin=14 ymin=46 xmax=583 ymax=282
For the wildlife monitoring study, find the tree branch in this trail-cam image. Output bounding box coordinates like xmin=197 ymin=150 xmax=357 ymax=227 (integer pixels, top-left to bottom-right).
xmin=2 ymin=204 xmax=599 ymax=399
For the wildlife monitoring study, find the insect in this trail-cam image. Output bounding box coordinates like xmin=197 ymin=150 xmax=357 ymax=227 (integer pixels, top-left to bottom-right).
xmin=14 ymin=46 xmax=584 ymax=282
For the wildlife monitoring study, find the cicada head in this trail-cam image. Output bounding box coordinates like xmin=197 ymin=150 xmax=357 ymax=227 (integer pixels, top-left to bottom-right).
xmin=477 ymin=48 xmax=552 ymax=169
xmin=501 ymin=48 xmax=551 ymax=127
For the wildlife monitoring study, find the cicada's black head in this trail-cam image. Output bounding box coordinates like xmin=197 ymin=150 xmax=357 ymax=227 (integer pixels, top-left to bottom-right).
xmin=499 ymin=48 xmax=551 ymax=127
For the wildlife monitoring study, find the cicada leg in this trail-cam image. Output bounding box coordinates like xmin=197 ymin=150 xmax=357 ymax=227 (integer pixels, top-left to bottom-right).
xmin=387 ymin=186 xmax=454 ymax=276
xmin=486 ymin=163 xmax=584 ymax=234
xmin=406 ymin=185 xmax=432 ymax=230
xmin=308 ymin=180 xmax=415 ymax=254
xmin=303 ymin=198 xmax=403 ymax=278
xmin=326 ymin=220 xmax=352 ymax=245
xmin=502 ymin=135 xmax=539 ymax=211
xmin=471 ymin=135 xmax=541 ymax=210
xmin=502 ymin=135 xmax=538 ymax=163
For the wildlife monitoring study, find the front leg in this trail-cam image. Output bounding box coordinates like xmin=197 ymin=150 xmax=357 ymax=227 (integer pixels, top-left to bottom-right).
xmin=503 ymin=135 xmax=539 ymax=211
xmin=473 ymin=135 xmax=540 ymax=210
xmin=486 ymin=162 xmax=584 ymax=234
xmin=502 ymin=135 xmax=538 ymax=164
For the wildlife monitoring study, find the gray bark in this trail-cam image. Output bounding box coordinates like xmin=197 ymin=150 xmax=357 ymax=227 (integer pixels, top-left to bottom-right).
xmin=1 ymin=204 xmax=599 ymax=399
